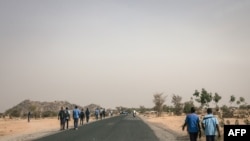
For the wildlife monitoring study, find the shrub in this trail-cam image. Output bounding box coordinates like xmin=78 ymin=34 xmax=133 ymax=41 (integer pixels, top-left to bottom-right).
xmin=42 ymin=111 xmax=57 ymax=117
xmin=9 ymin=109 xmax=21 ymax=117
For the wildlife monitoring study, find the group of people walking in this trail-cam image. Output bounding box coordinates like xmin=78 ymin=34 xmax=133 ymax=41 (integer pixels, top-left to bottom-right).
xmin=182 ymin=107 xmax=221 ymax=141
xmin=94 ymin=108 xmax=106 ymax=120
xmin=58 ymin=106 xmax=90 ymax=130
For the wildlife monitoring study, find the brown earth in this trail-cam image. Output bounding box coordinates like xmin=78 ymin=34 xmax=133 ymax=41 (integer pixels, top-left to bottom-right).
xmin=0 ymin=115 xmax=249 ymax=141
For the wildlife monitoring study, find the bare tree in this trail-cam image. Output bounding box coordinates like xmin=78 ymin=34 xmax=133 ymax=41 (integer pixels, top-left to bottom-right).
xmin=153 ymin=93 xmax=167 ymax=117
xmin=171 ymin=94 xmax=183 ymax=115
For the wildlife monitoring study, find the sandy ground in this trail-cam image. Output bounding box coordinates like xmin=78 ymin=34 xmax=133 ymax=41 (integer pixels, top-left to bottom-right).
xmin=0 ymin=115 xmax=249 ymax=141
xmin=0 ymin=117 xmax=97 ymax=141
xmin=141 ymin=114 xmax=250 ymax=141
xmin=0 ymin=118 xmax=61 ymax=141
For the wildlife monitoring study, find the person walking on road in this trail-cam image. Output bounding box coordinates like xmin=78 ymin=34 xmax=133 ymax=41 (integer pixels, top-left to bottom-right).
xmin=73 ymin=106 xmax=81 ymax=130
xmin=100 ymin=108 xmax=103 ymax=120
xmin=133 ymin=110 xmax=136 ymax=117
xmin=85 ymin=108 xmax=90 ymax=123
xmin=202 ymin=108 xmax=221 ymax=141
xmin=102 ymin=108 xmax=106 ymax=119
xmin=182 ymin=107 xmax=201 ymax=141
xmin=65 ymin=107 xmax=70 ymax=129
xmin=95 ymin=108 xmax=99 ymax=120
xmin=80 ymin=108 xmax=85 ymax=125
xmin=58 ymin=107 xmax=66 ymax=130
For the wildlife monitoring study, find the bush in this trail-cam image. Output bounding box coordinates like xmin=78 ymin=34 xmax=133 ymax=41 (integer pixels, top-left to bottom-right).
xmin=220 ymin=105 xmax=233 ymax=118
xmin=42 ymin=111 xmax=57 ymax=117
xmin=244 ymin=119 xmax=249 ymax=125
xmin=9 ymin=109 xmax=21 ymax=117
xmin=183 ymin=101 xmax=194 ymax=114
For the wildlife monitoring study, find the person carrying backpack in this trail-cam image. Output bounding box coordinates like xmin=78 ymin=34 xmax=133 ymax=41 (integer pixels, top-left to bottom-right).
xmin=80 ymin=108 xmax=85 ymax=125
xmin=58 ymin=107 xmax=66 ymax=130
xmin=65 ymin=107 xmax=70 ymax=129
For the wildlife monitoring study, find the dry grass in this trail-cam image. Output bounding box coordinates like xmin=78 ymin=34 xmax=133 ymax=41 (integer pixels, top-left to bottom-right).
xmin=142 ymin=113 xmax=250 ymax=141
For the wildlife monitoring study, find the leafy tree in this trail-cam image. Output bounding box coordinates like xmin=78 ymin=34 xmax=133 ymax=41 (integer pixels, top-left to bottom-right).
xmin=239 ymin=97 xmax=245 ymax=103
xmin=239 ymin=104 xmax=249 ymax=110
xmin=193 ymin=88 xmax=213 ymax=108
xmin=153 ymin=93 xmax=166 ymax=117
xmin=163 ymin=104 xmax=173 ymax=113
xmin=229 ymin=95 xmax=236 ymax=106
xmin=238 ymin=96 xmax=247 ymax=108
xmin=236 ymin=101 xmax=241 ymax=105
xmin=171 ymin=94 xmax=183 ymax=115
xmin=183 ymin=101 xmax=195 ymax=114
xmin=139 ymin=106 xmax=146 ymax=114
xmin=213 ymin=92 xmax=222 ymax=107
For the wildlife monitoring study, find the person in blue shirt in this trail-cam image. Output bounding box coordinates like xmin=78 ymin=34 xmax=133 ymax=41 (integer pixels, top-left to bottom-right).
xmin=182 ymin=107 xmax=201 ymax=141
xmin=95 ymin=108 xmax=99 ymax=120
xmin=73 ymin=106 xmax=81 ymax=130
xmin=202 ymin=108 xmax=221 ymax=141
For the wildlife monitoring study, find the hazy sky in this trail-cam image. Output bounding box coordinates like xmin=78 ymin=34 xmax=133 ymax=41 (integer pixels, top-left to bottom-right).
xmin=1 ymin=0 xmax=250 ymax=112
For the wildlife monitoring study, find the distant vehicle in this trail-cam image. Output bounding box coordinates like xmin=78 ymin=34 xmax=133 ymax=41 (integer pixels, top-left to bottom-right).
xmin=120 ymin=111 xmax=128 ymax=115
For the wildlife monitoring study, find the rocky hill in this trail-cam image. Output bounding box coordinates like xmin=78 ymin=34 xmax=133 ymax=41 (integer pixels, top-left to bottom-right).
xmin=4 ymin=99 xmax=102 ymax=118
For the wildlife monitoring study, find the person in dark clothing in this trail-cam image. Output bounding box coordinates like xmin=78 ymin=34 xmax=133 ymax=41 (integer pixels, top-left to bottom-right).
xmin=85 ymin=108 xmax=90 ymax=123
xmin=100 ymin=108 xmax=103 ymax=120
xmin=58 ymin=107 xmax=66 ymax=130
xmin=65 ymin=107 xmax=70 ymax=129
xmin=80 ymin=108 xmax=85 ymax=125
xmin=27 ymin=111 xmax=31 ymax=122
xmin=102 ymin=108 xmax=106 ymax=119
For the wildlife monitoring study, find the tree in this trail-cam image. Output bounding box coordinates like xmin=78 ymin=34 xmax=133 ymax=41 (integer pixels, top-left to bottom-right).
xmin=163 ymin=104 xmax=173 ymax=113
xmin=153 ymin=93 xmax=166 ymax=117
xmin=139 ymin=106 xmax=146 ymax=114
xmin=213 ymin=92 xmax=222 ymax=107
xmin=236 ymin=100 xmax=241 ymax=106
xmin=183 ymin=100 xmax=195 ymax=114
xmin=193 ymin=88 xmax=213 ymax=108
xmin=171 ymin=94 xmax=183 ymax=115
xmin=239 ymin=97 xmax=245 ymax=103
xmin=229 ymin=95 xmax=236 ymax=107
xmin=238 ymin=96 xmax=246 ymax=108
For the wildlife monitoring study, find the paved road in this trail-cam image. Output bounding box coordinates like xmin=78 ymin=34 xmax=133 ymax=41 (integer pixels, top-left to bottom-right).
xmin=34 ymin=114 xmax=160 ymax=141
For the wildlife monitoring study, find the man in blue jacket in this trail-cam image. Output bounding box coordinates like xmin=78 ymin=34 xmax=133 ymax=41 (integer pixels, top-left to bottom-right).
xmin=73 ymin=106 xmax=81 ymax=130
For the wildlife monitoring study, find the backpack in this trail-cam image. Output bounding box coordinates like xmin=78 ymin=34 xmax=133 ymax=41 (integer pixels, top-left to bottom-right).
xmin=80 ymin=111 xmax=85 ymax=118
xmin=65 ymin=110 xmax=70 ymax=119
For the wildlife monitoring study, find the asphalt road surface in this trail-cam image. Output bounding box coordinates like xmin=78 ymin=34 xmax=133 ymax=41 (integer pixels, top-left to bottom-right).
xmin=34 ymin=114 xmax=160 ymax=141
